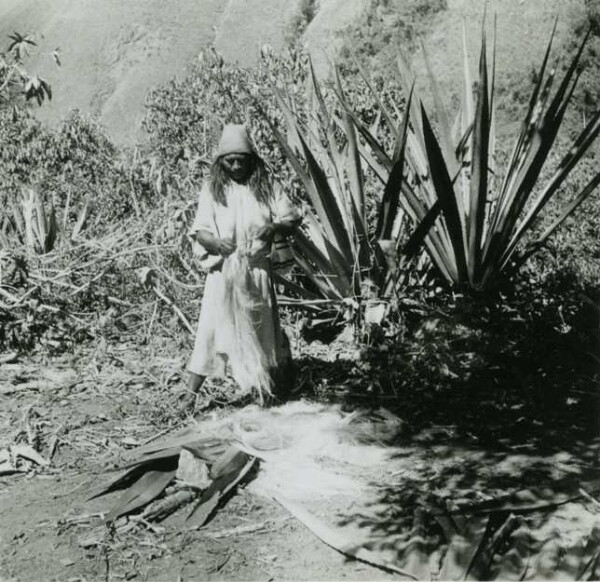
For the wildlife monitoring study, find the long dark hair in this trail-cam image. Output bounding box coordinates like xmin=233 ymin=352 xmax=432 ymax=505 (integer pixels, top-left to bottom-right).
xmin=209 ymin=154 xmax=271 ymax=206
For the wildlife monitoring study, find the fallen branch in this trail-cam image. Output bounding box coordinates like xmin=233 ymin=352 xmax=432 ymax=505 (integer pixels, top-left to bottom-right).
xmin=142 ymin=489 xmax=197 ymax=521
xmin=0 ymin=383 xmax=42 ymax=396
xmin=48 ymin=424 xmax=64 ymax=461
xmin=149 ymin=284 xmax=194 ymax=336
xmin=203 ymin=517 xmax=290 ymax=539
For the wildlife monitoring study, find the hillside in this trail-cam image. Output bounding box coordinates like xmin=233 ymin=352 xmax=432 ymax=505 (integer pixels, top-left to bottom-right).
xmin=0 ymin=0 xmax=597 ymax=143
xmin=383 ymin=0 xmax=596 ymax=142
xmin=0 ymin=0 xmax=301 ymax=142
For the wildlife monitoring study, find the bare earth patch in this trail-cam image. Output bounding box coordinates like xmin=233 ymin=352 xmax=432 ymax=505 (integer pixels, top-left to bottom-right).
xmin=0 ymin=337 xmax=598 ymax=581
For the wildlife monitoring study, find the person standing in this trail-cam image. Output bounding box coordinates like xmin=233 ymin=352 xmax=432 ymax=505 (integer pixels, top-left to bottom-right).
xmin=183 ymin=124 xmax=300 ymax=413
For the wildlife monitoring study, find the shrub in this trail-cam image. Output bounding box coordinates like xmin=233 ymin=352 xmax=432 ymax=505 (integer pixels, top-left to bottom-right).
xmin=0 ymin=32 xmax=57 ymax=110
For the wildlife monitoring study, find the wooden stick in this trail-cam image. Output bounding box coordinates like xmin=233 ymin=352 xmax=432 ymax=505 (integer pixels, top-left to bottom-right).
xmin=150 ymin=284 xmax=194 ymax=336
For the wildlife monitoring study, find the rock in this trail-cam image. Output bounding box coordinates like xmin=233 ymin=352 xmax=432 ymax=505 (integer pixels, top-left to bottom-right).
xmin=176 ymin=449 xmax=211 ymax=490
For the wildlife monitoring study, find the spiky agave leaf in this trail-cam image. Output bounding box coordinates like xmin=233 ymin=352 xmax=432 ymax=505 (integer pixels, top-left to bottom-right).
xmin=105 ymin=468 xmax=176 ymax=522
xmin=333 ymin=68 xmax=373 ymax=276
xmin=186 ymin=447 xmax=256 ymax=527
xmin=480 ymin=28 xmax=593 ymax=287
xmin=420 ymin=39 xmax=461 ymax=183
xmin=420 ymin=104 xmax=468 ymax=283
xmin=466 ymin=24 xmax=490 ymax=286
xmin=257 ymin=93 xmax=350 ymax=262
xmin=256 ymin=66 xmax=374 ymax=316
xmin=384 ymin=20 xmax=599 ymax=291
xmin=501 ymin=111 xmax=600 ymax=271
xmin=375 ymin=86 xmax=413 ymax=243
xmin=261 ymin=87 xmax=371 ymax=303
xmin=335 ymin=75 xmax=449 ymax=286
xmin=333 ymin=67 xmax=365 ymax=226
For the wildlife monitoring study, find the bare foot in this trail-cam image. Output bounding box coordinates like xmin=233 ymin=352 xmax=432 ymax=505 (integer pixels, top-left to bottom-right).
xmin=177 ymin=389 xmax=199 ymax=417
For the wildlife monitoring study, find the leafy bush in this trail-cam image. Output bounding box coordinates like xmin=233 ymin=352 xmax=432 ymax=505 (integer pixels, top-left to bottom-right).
xmin=0 ymin=110 xmax=52 ymax=205
xmin=0 ymin=32 xmax=57 ymax=110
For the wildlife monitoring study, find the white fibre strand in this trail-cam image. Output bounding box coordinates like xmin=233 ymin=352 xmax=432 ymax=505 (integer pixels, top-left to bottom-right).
xmin=218 ymin=252 xmax=273 ymax=401
xmin=225 ymin=402 xmax=394 ymax=501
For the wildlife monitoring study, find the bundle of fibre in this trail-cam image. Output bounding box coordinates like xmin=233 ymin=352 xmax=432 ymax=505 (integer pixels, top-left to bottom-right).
xmin=219 ymin=251 xmax=273 ymax=402
xmin=225 ymin=401 xmax=401 ymax=501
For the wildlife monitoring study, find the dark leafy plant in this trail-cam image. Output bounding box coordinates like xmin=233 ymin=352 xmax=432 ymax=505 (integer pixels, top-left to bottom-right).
xmin=0 ymin=32 xmax=58 ymax=109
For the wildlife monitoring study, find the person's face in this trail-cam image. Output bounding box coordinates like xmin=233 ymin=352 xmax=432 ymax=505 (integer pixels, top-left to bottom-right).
xmin=220 ymin=153 xmax=254 ymax=183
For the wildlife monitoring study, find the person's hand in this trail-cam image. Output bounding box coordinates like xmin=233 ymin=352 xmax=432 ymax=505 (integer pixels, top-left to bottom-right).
xmin=215 ymin=238 xmax=235 ymax=257
xmin=255 ymin=224 xmax=276 ymax=243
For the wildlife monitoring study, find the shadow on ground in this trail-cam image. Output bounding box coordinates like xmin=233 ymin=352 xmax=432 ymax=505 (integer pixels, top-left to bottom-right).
xmin=286 ymin=284 xmax=599 ymax=579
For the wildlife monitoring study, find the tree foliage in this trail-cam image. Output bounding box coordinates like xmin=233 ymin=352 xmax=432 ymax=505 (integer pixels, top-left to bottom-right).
xmin=0 ymin=32 xmax=57 ymax=110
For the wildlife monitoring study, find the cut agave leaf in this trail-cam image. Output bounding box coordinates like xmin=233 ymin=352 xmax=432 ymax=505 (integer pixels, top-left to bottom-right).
xmin=126 ymin=426 xmax=204 ymax=456
xmin=187 ymin=490 xmax=220 ymax=529
xmin=275 ymin=494 xmax=419 ymax=579
xmin=576 ymin=522 xmax=600 ymax=581
xmin=122 ymin=438 xmax=230 ymax=469
xmin=403 ymin=507 xmax=430 ymax=580
xmin=209 ymin=446 xmax=250 ymax=480
xmin=187 ymin=449 xmax=256 ymax=528
xmin=438 ymin=515 xmax=490 ymax=581
xmin=87 ymin=465 xmax=152 ymax=501
xmin=105 ymin=468 xmax=176 ymax=522
xmin=491 ymin=524 xmax=532 ymax=581
xmin=88 ymin=456 xmax=180 ymax=501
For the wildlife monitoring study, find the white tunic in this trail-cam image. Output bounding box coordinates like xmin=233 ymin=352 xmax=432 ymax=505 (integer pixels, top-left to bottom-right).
xmin=187 ymin=181 xmax=297 ymax=380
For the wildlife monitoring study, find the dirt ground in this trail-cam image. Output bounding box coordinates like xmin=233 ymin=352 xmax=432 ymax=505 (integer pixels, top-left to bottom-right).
xmin=0 ymin=336 xmax=598 ymax=582
xmin=0 ymin=339 xmax=394 ymax=582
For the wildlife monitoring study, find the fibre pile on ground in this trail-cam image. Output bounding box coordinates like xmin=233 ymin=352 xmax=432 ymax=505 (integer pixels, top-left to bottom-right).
xmin=90 ymin=401 xmax=600 ymax=580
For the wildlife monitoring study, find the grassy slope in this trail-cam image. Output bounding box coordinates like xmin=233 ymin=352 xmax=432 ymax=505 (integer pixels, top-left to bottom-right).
xmin=214 ymin=0 xmax=301 ymax=66
xmin=302 ymin=0 xmax=369 ymax=74
xmin=2 ymin=0 xmax=595 ymax=146
xmin=0 ymin=0 xmax=300 ymax=143
xmin=333 ymin=0 xmax=598 ymax=143
xmin=412 ymin=0 xmax=597 ymax=142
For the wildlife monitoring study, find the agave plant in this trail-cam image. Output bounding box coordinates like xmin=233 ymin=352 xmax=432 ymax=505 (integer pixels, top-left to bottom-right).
xmin=255 ymin=59 xmax=418 ymax=332
xmin=341 ymin=20 xmax=600 ymax=292
xmin=0 ymin=189 xmax=92 ymax=253
xmin=13 ymin=189 xmax=57 ymax=254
